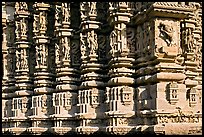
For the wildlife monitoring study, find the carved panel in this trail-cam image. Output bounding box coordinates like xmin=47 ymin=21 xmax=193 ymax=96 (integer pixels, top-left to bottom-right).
xmin=166 ymin=82 xmax=179 ymax=105
xmin=155 ymin=19 xmax=180 ymax=55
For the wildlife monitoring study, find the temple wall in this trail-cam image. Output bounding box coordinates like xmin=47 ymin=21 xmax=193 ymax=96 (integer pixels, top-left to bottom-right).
xmin=2 ymin=2 xmax=202 ymax=135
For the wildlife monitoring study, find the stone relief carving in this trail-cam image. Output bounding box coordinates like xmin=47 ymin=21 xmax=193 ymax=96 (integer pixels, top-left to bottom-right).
xmin=15 ymin=21 xmax=20 ymax=40
xmin=2 ymin=2 xmax=202 ymax=136
xmin=21 ymin=49 xmax=28 ymax=69
xmin=33 ymin=15 xmax=40 ymax=33
xmin=185 ymin=28 xmax=195 ymax=52
xmin=121 ymin=86 xmax=132 ymax=105
xmin=64 ymin=92 xmax=72 ymax=110
xmin=55 ymin=43 xmax=61 ymax=63
xmin=21 ymin=97 xmax=28 ymax=113
xmin=88 ymin=2 xmax=97 ymax=16
xmin=80 ymin=33 xmax=87 ymax=59
xmin=16 ymin=49 xmax=21 ymax=70
xmin=55 ymin=5 xmax=62 ymax=26
xmin=87 ymin=31 xmax=98 ymax=55
xmin=20 ymin=18 xmax=27 ymax=36
xmin=62 ymin=37 xmax=70 ymax=62
xmin=118 ymin=118 xmax=128 ymax=125
xmin=62 ymin=3 xmax=70 ymax=23
xmin=126 ymin=27 xmax=136 ymax=54
xmin=90 ymin=89 xmax=100 ymax=108
xmin=39 ymin=11 xmax=47 ymax=31
xmin=166 ymin=82 xmax=179 ymax=105
xmin=15 ymin=2 xmax=28 ymax=12
xmin=41 ymin=94 xmax=48 ymax=112
xmin=36 ymin=44 xmax=47 ymax=66
xmin=80 ymin=2 xmax=88 ymax=21
xmin=71 ymin=41 xmax=80 ymax=66
xmin=158 ymin=23 xmax=175 ymax=46
xmin=98 ymin=35 xmax=107 ymax=61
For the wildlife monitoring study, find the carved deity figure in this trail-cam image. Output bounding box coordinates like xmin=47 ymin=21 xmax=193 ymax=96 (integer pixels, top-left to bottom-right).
xmin=89 ymin=2 xmax=97 ymax=15
xmin=33 ymin=15 xmax=39 ymax=33
xmin=98 ymin=35 xmax=106 ymax=60
xmin=62 ymin=37 xmax=70 ymax=61
xmin=15 ymin=2 xmax=28 ymax=12
xmin=16 ymin=50 xmax=21 ymax=70
xmin=20 ymin=19 xmax=27 ymax=36
xmin=55 ymin=43 xmax=61 ymax=62
xmin=80 ymin=33 xmax=87 ymax=58
xmin=158 ymin=23 xmax=174 ymax=46
xmin=41 ymin=95 xmax=47 ymax=108
xmin=110 ymin=29 xmax=117 ymax=52
xmin=186 ymin=28 xmax=194 ymax=52
xmin=80 ymin=2 xmax=87 ymax=21
xmin=21 ymin=49 xmax=28 ymax=69
xmin=55 ymin=5 xmax=61 ymax=26
xmin=62 ymin=3 xmax=70 ymax=23
xmin=127 ymin=27 xmax=136 ymax=53
xmin=87 ymin=31 xmax=98 ymax=55
xmin=36 ymin=45 xmax=46 ymax=66
xmin=71 ymin=41 xmax=80 ymax=65
xmin=40 ymin=12 xmax=47 ymax=30
xmin=15 ymin=21 xmax=20 ymax=39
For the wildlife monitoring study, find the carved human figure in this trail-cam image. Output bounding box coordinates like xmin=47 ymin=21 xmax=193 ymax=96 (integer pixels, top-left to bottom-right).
xmin=71 ymin=41 xmax=80 ymax=65
xmin=98 ymin=35 xmax=106 ymax=60
xmin=62 ymin=37 xmax=70 ymax=61
xmin=20 ymin=19 xmax=27 ymax=36
xmin=87 ymin=31 xmax=98 ymax=54
xmin=36 ymin=45 xmax=46 ymax=66
xmin=16 ymin=50 xmax=21 ymax=70
xmin=110 ymin=29 xmax=117 ymax=52
xmin=80 ymin=33 xmax=87 ymax=58
xmin=62 ymin=3 xmax=70 ymax=23
xmin=55 ymin=43 xmax=61 ymax=62
xmin=89 ymin=2 xmax=97 ymax=15
xmin=41 ymin=95 xmax=47 ymax=108
xmin=127 ymin=27 xmax=136 ymax=53
xmin=33 ymin=15 xmax=39 ymax=32
xmin=15 ymin=21 xmax=20 ymax=39
xmin=40 ymin=12 xmax=47 ymax=30
xmin=21 ymin=49 xmax=28 ymax=69
xmin=55 ymin=5 xmax=61 ymax=26
xmin=158 ymin=23 xmax=174 ymax=46
xmin=186 ymin=28 xmax=194 ymax=52
xmin=80 ymin=2 xmax=87 ymax=20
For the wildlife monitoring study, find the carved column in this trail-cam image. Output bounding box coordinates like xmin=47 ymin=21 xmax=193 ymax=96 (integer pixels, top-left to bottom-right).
xmin=50 ymin=2 xmax=78 ymax=135
xmin=133 ymin=2 xmax=201 ymax=135
xmin=180 ymin=3 xmax=199 ymax=108
xmin=27 ymin=2 xmax=53 ymax=135
xmin=8 ymin=2 xmax=33 ymax=135
xmin=105 ymin=2 xmax=135 ymax=135
xmin=180 ymin=2 xmax=202 ymax=123
xmin=76 ymin=2 xmax=106 ymax=135
xmin=2 ymin=2 xmax=11 ymax=134
xmin=2 ymin=2 xmax=18 ymax=135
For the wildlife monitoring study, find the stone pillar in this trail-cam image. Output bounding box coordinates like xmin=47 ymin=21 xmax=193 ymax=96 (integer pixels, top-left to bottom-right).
xmin=27 ymin=2 xmax=53 ymax=135
xmin=8 ymin=3 xmax=33 ymax=135
xmin=2 ymin=2 xmax=17 ymax=135
xmin=76 ymin=2 xmax=106 ymax=135
xmin=50 ymin=2 xmax=78 ymax=135
xmin=133 ymin=2 xmax=201 ymax=135
xmin=180 ymin=2 xmax=202 ymax=127
xmin=2 ymin=2 xmax=10 ymax=134
xmin=105 ymin=2 xmax=135 ymax=135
